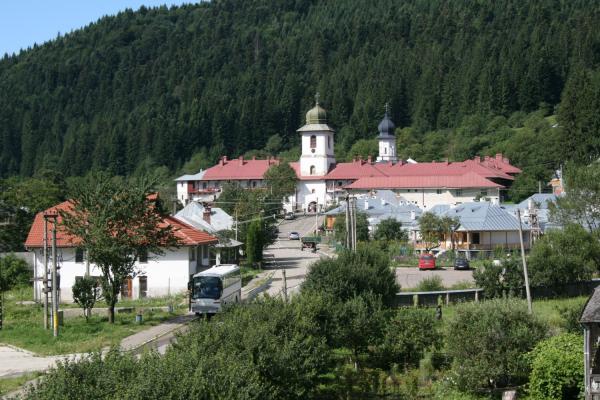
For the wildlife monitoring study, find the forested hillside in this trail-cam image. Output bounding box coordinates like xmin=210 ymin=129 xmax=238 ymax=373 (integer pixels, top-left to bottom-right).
xmin=1 ymin=0 xmax=600 ymax=180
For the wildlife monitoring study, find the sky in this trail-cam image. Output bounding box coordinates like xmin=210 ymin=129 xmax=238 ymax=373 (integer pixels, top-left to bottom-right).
xmin=0 ymin=1 xmax=192 ymax=56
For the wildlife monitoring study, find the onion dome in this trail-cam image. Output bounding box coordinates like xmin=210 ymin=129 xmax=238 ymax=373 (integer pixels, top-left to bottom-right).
xmin=306 ymin=102 xmax=328 ymax=125
xmin=378 ymin=112 xmax=396 ymax=138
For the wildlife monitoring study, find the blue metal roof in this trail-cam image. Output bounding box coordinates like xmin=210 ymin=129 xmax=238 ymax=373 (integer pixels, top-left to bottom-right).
xmin=440 ymin=202 xmax=527 ymax=231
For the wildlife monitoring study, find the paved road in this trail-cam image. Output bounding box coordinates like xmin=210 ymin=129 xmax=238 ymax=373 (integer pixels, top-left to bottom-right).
xmin=395 ymin=267 xmax=474 ymax=290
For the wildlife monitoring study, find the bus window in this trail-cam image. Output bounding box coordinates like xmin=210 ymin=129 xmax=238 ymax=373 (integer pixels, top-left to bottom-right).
xmin=193 ymin=276 xmax=223 ymax=300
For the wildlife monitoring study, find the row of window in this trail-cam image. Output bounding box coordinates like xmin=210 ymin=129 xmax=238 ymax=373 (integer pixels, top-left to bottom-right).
xmin=75 ymin=248 xmax=149 ymax=264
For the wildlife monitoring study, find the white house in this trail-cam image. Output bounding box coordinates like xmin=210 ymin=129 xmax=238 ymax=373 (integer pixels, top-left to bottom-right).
xmin=25 ymin=201 xmax=219 ymax=302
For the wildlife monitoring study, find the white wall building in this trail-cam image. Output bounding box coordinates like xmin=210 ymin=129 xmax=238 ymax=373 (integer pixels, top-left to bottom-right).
xmin=25 ymin=202 xmax=218 ymax=302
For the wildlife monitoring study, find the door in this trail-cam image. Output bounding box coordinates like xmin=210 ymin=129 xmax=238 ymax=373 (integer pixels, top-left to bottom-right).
xmin=121 ymin=277 xmax=133 ymax=299
xmin=139 ymin=276 xmax=147 ymax=299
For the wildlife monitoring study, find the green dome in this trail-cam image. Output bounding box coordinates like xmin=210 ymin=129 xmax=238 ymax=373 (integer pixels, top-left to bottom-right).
xmin=305 ymin=103 xmax=327 ymax=124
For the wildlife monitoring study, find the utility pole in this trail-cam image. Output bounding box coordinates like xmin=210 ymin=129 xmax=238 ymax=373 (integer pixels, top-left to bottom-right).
xmin=282 ymin=268 xmax=288 ymax=303
xmin=345 ymin=195 xmax=350 ymax=249
xmin=517 ymin=209 xmax=533 ymax=314
xmin=50 ymin=214 xmax=59 ymax=337
xmin=315 ymin=208 xmax=319 ymax=235
xmin=352 ymin=197 xmax=357 ymax=251
xmin=234 ymin=209 xmax=238 ymax=241
xmin=43 ymin=216 xmax=49 ymax=330
xmin=538 ymin=181 xmax=542 ymax=194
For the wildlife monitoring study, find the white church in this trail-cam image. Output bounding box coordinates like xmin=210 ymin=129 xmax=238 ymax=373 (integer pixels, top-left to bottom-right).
xmin=176 ymin=98 xmax=519 ymax=211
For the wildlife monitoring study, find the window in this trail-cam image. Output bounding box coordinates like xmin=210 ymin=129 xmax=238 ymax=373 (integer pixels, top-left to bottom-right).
xmin=327 ymin=136 xmax=331 ymax=149
xmin=252 ymin=181 xmax=257 ymax=188
xmin=384 ymin=147 xmax=387 ymax=154
xmin=75 ymin=248 xmax=84 ymax=263
xmin=202 ymin=182 xmax=207 ymax=189
xmin=310 ymin=135 xmax=317 ymax=148
xmin=189 ymin=247 xmax=196 ymax=261
xmin=480 ymin=190 xmax=488 ymax=196
xmin=138 ymin=248 xmax=148 ymax=264
xmin=311 ymin=189 xmax=315 ymax=194
xmin=337 ymin=181 xmax=342 ymax=187
xmin=436 ymin=189 xmax=442 ymax=194
xmin=455 ymin=189 xmax=463 ymax=197
xmin=471 ymin=232 xmax=480 ymax=244
xmin=139 ymin=276 xmax=148 ymax=298
xmin=310 ymin=165 xmax=316 ymax=175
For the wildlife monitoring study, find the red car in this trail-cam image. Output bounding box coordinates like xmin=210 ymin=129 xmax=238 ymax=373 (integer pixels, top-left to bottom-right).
xmin=418 ymin=253 xmax=436 ymax=270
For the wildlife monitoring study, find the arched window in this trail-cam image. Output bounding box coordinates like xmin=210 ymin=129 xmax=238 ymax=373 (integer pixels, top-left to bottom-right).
xmin=310 ymin=165 xmax=316 ymax=175
xmin=310 ymin=135 xmax=317 ymax=148
xmin=384 ymin=147 xmax=388 ymax=155
xmin=311 ymin=189 xmax=315 ymax=193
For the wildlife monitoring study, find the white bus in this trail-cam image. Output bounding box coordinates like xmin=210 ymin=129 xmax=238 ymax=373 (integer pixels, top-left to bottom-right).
xmin=191 ymin=264 xmax=241 ymax=315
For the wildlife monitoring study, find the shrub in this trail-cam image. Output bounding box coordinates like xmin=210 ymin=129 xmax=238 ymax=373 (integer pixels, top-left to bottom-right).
xmin=528 ymin=223 xmax=600 ymax=287
xmin=0 ymin=254 xmax=31 ymax=291
xmin=557 ymin=297 xmax=587 ymax=334
xmin=527 ymin=333 xmax=583 ymax=399
xmin=472 ymin=257 xmax=524 ymax=298
xmin=445 ymin=299 xmax=547 ymax=392
xmin=374 ymin=218 xmax=407 ymax=242
xmin=375 ymin=308 xmax=441 ymax=369
xmin=302 ymin=244 xmax=399 ymax=305
xmin=72 ymin=276 xmax=101 ymax=321
xmin=415 ymin=275 xmax=444 ymax=292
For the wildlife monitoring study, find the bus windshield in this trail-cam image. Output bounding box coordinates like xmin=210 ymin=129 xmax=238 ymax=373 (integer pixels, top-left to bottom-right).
xmin=193 ymin=276 xmax=223 ymax=300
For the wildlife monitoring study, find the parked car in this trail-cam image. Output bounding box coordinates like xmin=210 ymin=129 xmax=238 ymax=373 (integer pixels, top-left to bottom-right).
xmin=418 ymin=253 xmax=436 ymax=270
xmin=288 ymin=231 xmax=300 ymax=240
xmin=284 ymin=212 xmax=296 ymax=220
xmin=454 ymin=257 xmax=470 ymax=270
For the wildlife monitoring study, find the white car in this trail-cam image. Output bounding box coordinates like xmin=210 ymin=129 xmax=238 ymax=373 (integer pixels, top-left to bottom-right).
xmin=288 ymin=231 xmax=300 ymax=240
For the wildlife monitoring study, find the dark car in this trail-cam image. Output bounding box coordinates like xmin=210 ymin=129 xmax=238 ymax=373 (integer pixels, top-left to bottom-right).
xmin=418 ymin=253 xmax=436 ymax=270
xmin=454 ymin=257 xmax=470 ymax=270
xmin=284 ymin=212 xmax=296 ymax=220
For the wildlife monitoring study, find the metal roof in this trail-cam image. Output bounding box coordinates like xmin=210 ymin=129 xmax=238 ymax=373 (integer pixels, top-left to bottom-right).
xmin=175 ymin=202 xmax=233 ymax=233
xmin=175 ymin=170 xmax=206 ymax=182
xmin=440 ymin=202 xmax=528 ymax=231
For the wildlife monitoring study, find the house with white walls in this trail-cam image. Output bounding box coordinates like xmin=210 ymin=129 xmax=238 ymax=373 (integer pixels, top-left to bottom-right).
xmin=25 ymin=201 xmax=219 ymax=302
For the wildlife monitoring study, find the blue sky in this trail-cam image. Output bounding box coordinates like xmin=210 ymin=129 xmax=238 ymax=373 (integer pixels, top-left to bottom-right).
xmin=0 ymin=1 xmax=192 ymax=56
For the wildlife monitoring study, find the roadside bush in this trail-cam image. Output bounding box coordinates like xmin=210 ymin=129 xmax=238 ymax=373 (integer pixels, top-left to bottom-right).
xmin=374 ymin=307 xmax=441 ymax=370
xmin=472 ymin=257 xmax=524 ymax=298
xmin=302 ymin=244 xmax=399 ymax=305
xmin=527 ymin=333 xmax=583 ymax=400
xmin=557 ymin=297 xmax=587 ymax=334
xmin=415 ymin=275 xmax=444 ymax=292
xmin=0 ymin=254 xmax=31 ymax=291
xmin=528 ymin=223 xmax=600 ymax=287
xmin=445 ymin=299 xmax=547 ymax=392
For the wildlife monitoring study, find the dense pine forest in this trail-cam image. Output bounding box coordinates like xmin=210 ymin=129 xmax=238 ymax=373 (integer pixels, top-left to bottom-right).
xmin=1 ymin=0 xmax=600 ymax=186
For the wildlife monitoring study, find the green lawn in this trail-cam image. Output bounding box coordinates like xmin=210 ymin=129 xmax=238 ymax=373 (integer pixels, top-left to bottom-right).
xmin=0 ymin=288 xmax=185 ymax=356
xmin=0 ymin=373 xmax=42 ymax=397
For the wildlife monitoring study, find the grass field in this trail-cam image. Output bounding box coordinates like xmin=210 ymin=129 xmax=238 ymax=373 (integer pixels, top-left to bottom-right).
xmin=0 ymin=287 xmax=185 ymax=355
xmin=0 ymin=373 xmax=42 ymax=397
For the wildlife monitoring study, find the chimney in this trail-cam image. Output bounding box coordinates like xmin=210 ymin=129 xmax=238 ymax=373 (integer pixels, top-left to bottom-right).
xmin=496 ymin=153 xmax=502 ymax=161
xmin=364 ymin=199 xmax=369 ymax=210
xmin=239 ymin=156 xmax=244 ymax=166
xmin=474 ymin=156 xmax=481 ymax=163
xmin=484 ymin=155 xmax=490 ymax=161
xmin=381 ymin=198 xmax=387 ymax=206
xmin=410 ymin=210 xmax=416 ymax=220
xmin=203 ymin=205 xmax=211 ymax=225
xmin=252 ymin=156 xmax=256 ymax=160
xmin=367 ymin=155 xmax=372 ymax=164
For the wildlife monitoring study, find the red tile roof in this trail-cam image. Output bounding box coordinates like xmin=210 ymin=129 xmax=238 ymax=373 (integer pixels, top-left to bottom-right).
xmin=383 ymin=159 xmax=514 ymax=180
xmin=325 ymin=160 xmax=387 ymax=180
xmin=202 ymin=156 xmax=279 ymax=181
xmin=345 ymin=172 xmax=503 ymax=190
xmin=25 ymin=201 xmax=218 ymax=248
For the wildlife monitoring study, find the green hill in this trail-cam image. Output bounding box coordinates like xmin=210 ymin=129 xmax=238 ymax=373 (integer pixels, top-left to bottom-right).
xmin=1 ymin=0 xmax=600 ymax=179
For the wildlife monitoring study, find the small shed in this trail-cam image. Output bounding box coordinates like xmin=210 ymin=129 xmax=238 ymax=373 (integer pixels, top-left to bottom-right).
xmin=580 ymin=286 xmax=600 ymax=399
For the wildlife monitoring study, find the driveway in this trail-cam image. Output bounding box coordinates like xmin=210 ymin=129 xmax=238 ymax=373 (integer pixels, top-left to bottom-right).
xmin=395 ymin=267 xmax=474 ymax=290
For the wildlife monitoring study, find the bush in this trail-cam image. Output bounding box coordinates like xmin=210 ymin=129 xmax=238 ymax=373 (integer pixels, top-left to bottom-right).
xmin=445 ymin=299 xmax=547 ymax=392
xmin=0 ymin=254 xmax=31 ymax=291
xmin=374 ymin=218 xmax=407 ymax=242
xmin=302 ymin=244 xmax=399 ymax=305
xmin=528 ymin=223 xmax=600 ymax=287
xmin=375 ymin=307 xmax=441 ymax=369
xmin=472 ymin=257 xmax=524 ymax=298
xmin=415 ymin=275 xmax=445 ymax=292
xmin=557 ymin=298 xmax=587 ymax=334
xmin=527 ymin=333 xmax=583 ymax=399
xmin=72 ymin=276 xmax=101 ymax=321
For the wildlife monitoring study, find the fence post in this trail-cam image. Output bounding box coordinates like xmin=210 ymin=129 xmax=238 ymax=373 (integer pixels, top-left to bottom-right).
xmin=446 ymin=292 xmax=450 ymax=306
xmin=475 ymin=290 xmax=479 ymax=302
